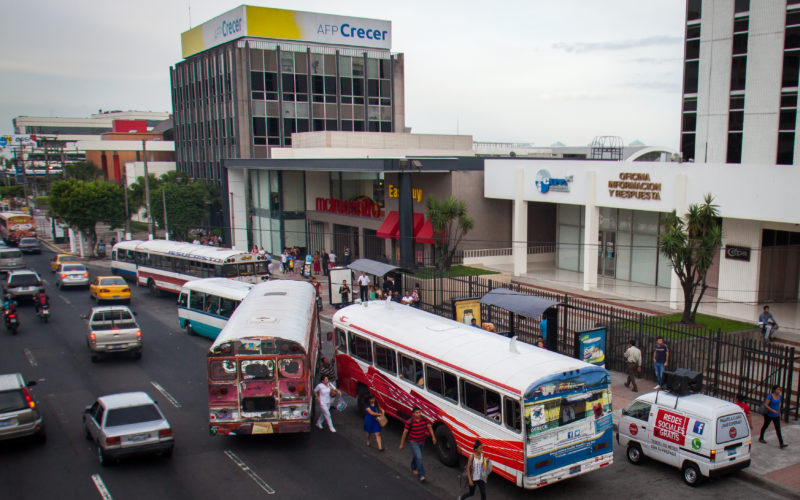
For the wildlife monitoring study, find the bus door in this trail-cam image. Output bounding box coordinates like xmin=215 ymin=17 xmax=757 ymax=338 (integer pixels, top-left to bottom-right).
xmin=239 ymin=358 xmax=277 ymax=417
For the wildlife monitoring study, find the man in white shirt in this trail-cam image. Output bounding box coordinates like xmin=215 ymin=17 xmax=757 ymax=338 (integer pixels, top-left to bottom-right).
xmin=357 ymin=272 xmax=370 ymax=302
xmin=623 ymin=340 xmax=642 ymax=392
xmin=329 ymin=251 xmax=337 ymax=268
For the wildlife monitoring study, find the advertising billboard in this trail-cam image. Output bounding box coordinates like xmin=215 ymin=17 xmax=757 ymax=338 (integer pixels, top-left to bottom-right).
xmin=181 ymin=6 xmax=392 ymax=58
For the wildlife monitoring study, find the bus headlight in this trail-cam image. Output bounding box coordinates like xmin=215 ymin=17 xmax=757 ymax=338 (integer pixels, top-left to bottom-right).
xmin=280 ymin=407 xmax=302 ymax=420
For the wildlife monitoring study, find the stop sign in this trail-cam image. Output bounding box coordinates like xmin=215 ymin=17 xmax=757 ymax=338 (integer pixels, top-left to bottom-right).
xmin=629 ymin=423 xmax=638 ymax=435
xmin=729 ymin=426 xmax=737 ymax=439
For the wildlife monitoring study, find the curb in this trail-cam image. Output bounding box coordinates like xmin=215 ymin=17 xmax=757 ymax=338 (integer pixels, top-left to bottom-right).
xmin=736 ymin=469 xmax=800 ymax=499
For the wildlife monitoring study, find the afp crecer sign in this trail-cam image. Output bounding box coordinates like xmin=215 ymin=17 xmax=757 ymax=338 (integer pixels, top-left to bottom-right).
xmin=724 ymin=245 xmax=751 ymax=262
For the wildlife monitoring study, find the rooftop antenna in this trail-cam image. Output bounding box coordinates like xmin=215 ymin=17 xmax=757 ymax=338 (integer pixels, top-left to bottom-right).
xmin=509 ymin=336 xmax=520 ymax=354
xmin=188 ymin=2 xmax=192 ymax=29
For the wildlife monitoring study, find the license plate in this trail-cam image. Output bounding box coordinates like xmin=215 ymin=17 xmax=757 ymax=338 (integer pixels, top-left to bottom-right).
xmin=112 ymin=296 xmax=121 ymax=299
xmin=107 ymin=345 xmax=124 ymax=350
xmin=128 ymin=433 xmax=150 ymax=442
xmin=0 ymin=418 xmax=18 ymax=428
xmin=727 ymin=448 xmax=736 ymax=457
xmin=570 ymin=465 xmax=581 ymax=474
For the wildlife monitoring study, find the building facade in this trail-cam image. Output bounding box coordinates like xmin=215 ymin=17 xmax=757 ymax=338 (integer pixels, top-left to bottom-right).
xmin=170 ymin=6 xmax=405 ymax=240
xmin=681 ymin=0 xmax=800 ymax=164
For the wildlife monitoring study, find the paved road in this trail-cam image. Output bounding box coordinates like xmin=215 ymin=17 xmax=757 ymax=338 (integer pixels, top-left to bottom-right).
xmin=0 ymin=251 xmax=790 ymax=500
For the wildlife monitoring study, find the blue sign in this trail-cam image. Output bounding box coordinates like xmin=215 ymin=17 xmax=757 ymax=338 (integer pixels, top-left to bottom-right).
xmin=578 ymin=328 xmax=606 ymax=367
xmin=0 ymin=137 xmax=7 ymax=147
xmin=535 ymin=169 xmax=573 ymax=193
xmin=693 ymin=421 xmax=705 ymax=435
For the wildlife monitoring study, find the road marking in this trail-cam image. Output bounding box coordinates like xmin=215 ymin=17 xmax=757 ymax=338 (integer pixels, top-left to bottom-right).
xmin=90 ymin=474 xmax=113 ymax=500
xmin=41 ymin=279 xmax=49 ymax=285
xmin=58 ymin=295 xmax=71 ymax=305
xmin=23 ymin=348 xmax=37 ymax=367
xmin=224 ymin=450 xmax=275 ymax=495
xmin=150 ymin=381 xmax=182 ymax=408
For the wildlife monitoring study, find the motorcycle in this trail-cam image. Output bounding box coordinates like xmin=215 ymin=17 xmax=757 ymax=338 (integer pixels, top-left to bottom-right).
xmin=5 ymin=309 xmax=19 ymax=335
xmin=36 ymin=304 xmax=50 ymax=323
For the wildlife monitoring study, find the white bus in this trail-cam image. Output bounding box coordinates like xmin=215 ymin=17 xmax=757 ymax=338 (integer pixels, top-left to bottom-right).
xmin=110 ymin=240 xmax=269 ymax=295
xmin=207 ymin=280 xmax=319 ymax=435
xmin=110 ymin=240 xmax=142 ymax=281
xmin=333 ymin=301 xmax=613 ymax=489
xmin=177 ymin=278 xmax=255 ymax=340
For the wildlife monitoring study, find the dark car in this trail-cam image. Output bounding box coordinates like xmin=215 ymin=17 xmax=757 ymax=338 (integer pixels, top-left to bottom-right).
xmin=17 ymin=238 xmax=40 ymax=254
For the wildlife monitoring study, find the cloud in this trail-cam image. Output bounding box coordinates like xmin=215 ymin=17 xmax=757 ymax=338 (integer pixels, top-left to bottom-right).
xmin=553 ymin=36 xmax=682 ymax=53
xmin=538 ymin=90 xmax=620 ymax=102
xmin=626 ymin=80 xmax=682 ymax=92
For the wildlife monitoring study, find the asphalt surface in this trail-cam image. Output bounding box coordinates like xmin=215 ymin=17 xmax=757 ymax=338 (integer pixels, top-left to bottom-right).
xmin=0 ymin=251 xmax=792 ymax=500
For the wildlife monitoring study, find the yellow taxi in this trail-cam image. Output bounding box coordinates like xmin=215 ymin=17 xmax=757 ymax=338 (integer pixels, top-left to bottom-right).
xmin=49 ymin=254 xmax=81 ymax=272
xmin=89 ymin=276 xmax=131 ymax=302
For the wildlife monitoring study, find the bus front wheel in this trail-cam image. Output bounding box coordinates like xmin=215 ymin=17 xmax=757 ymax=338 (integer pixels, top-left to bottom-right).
xmin=185 ymin=321 xmax=196 ymax=336
xmin=434 ymin=425 xmax=459 ymax=467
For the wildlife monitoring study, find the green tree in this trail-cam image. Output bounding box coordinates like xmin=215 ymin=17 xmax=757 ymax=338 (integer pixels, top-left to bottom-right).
xmin=49 ymin=179 xmax=125 ymax=254
xmin=426 ymin=195 xmax=474 ymax=271
xmin=659 ymin=193 xmax=722 ymax=324
xmin=64 ymin=161 xmax=105 ymax=181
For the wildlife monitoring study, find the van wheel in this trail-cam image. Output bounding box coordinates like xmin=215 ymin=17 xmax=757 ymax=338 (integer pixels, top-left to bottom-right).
xmin=434 ymin=425 xmax=459 ymax=467
xmin=626 ymin=443 xmax=644 ymax=465
xmin=682 ymin=462 xmax=701 ymax=486
xmin=185 ymin=322 xmax=196 ymax=336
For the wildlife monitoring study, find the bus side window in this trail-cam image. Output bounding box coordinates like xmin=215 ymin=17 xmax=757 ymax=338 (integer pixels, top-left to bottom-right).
xmin=190 ymin=291 xmax=206 ymax=311
xmin=177 ymin=292 xmax=188 ymax=307
xmin=219 ymin=298 xmax=236 ymax=318
xmin=205 ymin=295 xmax=221 ymax=315
xmin=504 ymin=397 xmax=521 ymax=432
xmin=213 ymin=264 xmax=223 ymax=277
xmin=426 ymin=365 xmax=444 ymax=396
xmin=374 ymin=344 xmax=397 ymax=375
xmin=443 ymin=371 xmax=458 ymax=403
xmin=347 ymin=332 xmax=373 ymax=363
xmin=400 ymin=355 xmax=423 ymax=387
xmin=335 ymin=329 xmax=347 ymax=353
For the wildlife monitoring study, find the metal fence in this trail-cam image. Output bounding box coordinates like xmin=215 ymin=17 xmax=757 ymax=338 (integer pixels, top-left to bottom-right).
xmin=398 ymin=272 xmax=799 ymax=421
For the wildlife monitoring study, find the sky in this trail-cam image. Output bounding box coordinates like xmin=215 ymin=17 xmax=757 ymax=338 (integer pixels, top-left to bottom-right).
xmin=0 ymin=0 xmax=685 ymax=148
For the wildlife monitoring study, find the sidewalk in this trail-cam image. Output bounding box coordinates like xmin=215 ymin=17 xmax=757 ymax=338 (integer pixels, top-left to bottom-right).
xmin=609 ymin=370 xmax=800 ymax=496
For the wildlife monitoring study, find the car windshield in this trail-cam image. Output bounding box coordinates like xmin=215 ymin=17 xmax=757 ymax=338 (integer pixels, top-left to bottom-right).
xmin=104 ymin=404 xmax=162 ymax=427
xmin=0 ymin=250 xmax=22 ymax=259
xmin=0 ymin=389 xmax=27 ymax=412
xmin=62 ymin=264 xmax=85 ymax=272
xmin=100 ymin=278 xmax=126 ymax=286
xmin=10 ymin=274 xmax=39 ymax=287
xmin=19 ymin=239 xmax=37 ymax=245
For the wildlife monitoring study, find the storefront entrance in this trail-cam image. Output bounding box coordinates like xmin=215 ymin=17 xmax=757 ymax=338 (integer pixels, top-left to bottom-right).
xmin=759 ymin=229 xmax=800 ymax=302
xmin=598 ymin=231 xmax=616 ymax=278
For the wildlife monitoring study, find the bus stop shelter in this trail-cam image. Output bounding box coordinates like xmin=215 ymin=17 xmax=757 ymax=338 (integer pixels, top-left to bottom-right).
xmin=480 ymin=288 xmax=560 ymax=350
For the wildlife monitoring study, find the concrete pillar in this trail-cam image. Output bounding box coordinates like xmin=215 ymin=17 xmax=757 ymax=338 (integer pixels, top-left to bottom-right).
xmin=669 ymin=173 xmax=689 ymax=310
xmin=323 ymin=222 xmax=334 ymax=254
xmin=398 ymin=171 xmax=414 ymax=269
xmin=582 ymin=171 xmax=598 ymax=291
xmin=512 ymin=168 xmax=528 ymax=277
xmin=358 ymin=227 xmax=366 ymax=259
xmin=227 ymin=167 xmax=248 ymax=251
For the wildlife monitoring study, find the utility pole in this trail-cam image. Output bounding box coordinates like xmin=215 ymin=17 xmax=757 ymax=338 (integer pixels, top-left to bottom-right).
xmin=142 ymin=140 xmax=153 ymax=240
xmin=122 ymin=169 xmax=132 ymax=240
xmin=162 ymin=188 xmax=169 ymax=241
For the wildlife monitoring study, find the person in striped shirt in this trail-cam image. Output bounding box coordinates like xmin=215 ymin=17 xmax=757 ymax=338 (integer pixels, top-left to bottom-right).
xmin=398 ymin=407 xmax=437 ymax=483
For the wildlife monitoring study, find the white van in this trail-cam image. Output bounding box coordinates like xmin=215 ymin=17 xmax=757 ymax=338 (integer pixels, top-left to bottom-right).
xmin=617 ymin=391 xmax=750 ymax=486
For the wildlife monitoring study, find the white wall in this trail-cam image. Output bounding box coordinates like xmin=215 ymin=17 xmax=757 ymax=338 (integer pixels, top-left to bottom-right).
xmin=227 ymin=168 xmax=248 ymax=251
xmin=718 ymin=218 xmax=762 ymax=303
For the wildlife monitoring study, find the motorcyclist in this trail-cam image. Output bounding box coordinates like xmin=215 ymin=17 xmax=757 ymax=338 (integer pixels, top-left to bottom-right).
xmin=3 ymin=293 xmax=17 ymax=313
xmin=35 ymin=290 xmax=49 ymax=314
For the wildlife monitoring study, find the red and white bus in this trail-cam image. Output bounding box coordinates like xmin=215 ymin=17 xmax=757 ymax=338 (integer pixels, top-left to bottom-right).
xmin=0 ymin=212 xmax=35 ymax=244
xmin=207 ymin=280 xmax=319 ymax=435
xmin=333 ymin=301 xmax=613 ymax=489
xmin=110 ymin=240 xmax=269 ymax=294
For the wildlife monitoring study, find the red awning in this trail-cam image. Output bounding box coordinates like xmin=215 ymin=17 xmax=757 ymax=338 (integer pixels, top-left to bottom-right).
xmin=415 ymin=217 xmax=435 ymax=244
xmin=376 ymin=211 xmax=399 ymax=239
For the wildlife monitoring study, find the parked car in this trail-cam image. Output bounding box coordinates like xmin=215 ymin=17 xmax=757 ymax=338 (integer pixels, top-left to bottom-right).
xmin=0 ymin=248 xmax=24 ymax=274
xmin=83 ymin=392 xmax=173 ymax=465
xmin=49 ymin=253 xmax=81 ymax=272
xmin=55 ymin=263 xmax=90 ymax=289
xmin=83 ymin=305 xmax=142 ymax=362
xmin=17 ymin=238 xmax=41 ymax=254
xmin=3 ymin=269 xmax=43 ymax=301
xmin=0 ymin=373 xmax=45 ymax=442
xmin=89 ymin=276 xmax=131 ymax=303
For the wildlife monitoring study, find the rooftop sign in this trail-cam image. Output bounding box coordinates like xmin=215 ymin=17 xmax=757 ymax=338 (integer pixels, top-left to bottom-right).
xmin=181 ymin=6 xmax=392 ymax=58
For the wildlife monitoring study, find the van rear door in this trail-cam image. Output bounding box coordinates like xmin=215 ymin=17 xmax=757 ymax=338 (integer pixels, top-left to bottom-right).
xmin=714 ymin=412 xmax=750 ymax=462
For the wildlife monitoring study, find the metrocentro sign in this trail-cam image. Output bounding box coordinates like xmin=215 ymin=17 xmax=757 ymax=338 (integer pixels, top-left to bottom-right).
xmin=181 ymin=6 xmax=392 ymax=58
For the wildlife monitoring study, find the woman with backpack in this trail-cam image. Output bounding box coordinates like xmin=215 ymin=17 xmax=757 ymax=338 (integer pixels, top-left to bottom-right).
xmin=458 ymin=440 xmax=491 ymax=500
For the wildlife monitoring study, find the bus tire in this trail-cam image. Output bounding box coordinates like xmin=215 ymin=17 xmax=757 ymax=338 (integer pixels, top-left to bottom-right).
xmin=185 ymin=322 xmax=196 ymax=336
xmin=148 ymin=279 xmax=160 ymax=297
xmin=355 ymin=386 xmax=370 ymax=417
xmin=434 ymin=425 xmax=459 ymax=467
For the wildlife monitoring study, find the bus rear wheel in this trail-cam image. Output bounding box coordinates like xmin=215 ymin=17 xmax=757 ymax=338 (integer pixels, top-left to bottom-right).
xmin=434 ymin=425 xmax=459 ymax=467
xmin=148 ymin=279 xmax=160 ymax=297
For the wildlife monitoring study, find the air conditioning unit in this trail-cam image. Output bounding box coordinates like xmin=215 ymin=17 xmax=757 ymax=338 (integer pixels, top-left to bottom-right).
xmin=662 ymin=368 xmax=703 ymax=396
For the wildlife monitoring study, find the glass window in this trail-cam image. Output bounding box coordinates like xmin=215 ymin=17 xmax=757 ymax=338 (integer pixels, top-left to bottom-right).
xmin=189 ymin=291 xmax=205 ymax=311
xmin=278 ymin=358 xmax=304 ymax=379
xmin=730 ymin=95 xmax=745 ymax=110
xmin=624 ymin=401 xmax=651 ymax=421
xmin=241 ymin=359 xmax=274 ymax=380
xmin=686 ymin=39 xmax=700 ymax=60
xmin=732 ymin=33 xmax=748 ymax=55
xmin=777 ymin=132 xmax=795 ymax=164
xmin=788 ymin=11 xmax=800 ymax=28
xmin=730 ymin=56 xmax=747 ymax=91
xmin=348 ymin=332 xmax=373 ymax=363
xmin=335 ymin=328 xmax=347 ymax=353
xmin=208 ymin=359 xmax=237 ymax=381
xmin=426 ymin=365 xmax=444 ymax=396
xmin=729 ymin=110 xmax=744 ymax=131
xmin=374 ymin=344 xmax=397 ymax=374
xmin=781 ymin=92 xmax=797 ymax=108
xmin=687 ymin=0 xmax=701 ymax=21
xmin=780 ymin=109 xmax=797 ymax=131
xmin=684 ymin=60 xmax=699 ymax=94
xmin=177 ymin=292 xmax=188 ymax=307
xmin=558 ymin=204 xmax=581 ymax=225
xmin=734 ymin=0 xmax=749 ymax=13
xmin=734 ymin=18 xmax=749 ymax=33
xmin=504 ymin=397 xmax=521 ymax=432
xmin=399 ymin=355 xmax=423 ymax=386
xmin=219 ymin=298 xmax=237 ymax=318
xmin=461 ymin=381 xmax=502 ymax=423
xmin=782 ymin=51 xmax=800 ymax=88
xmin=105 ymin=405 xmax=162 ymax=427
xmin=727 ymin=132 xmax=743 ymax=163
xmin=631 ymin=233 xmax=658 ymax=285
xmin=686 ymin=25 xmax=700 ymax=40
xmin=681 ymin=132 xmax=696 ymax=161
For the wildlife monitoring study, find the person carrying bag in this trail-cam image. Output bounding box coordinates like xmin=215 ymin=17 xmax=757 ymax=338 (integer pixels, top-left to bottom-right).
xmin=458 ymin=440 xmax=491 ymax=500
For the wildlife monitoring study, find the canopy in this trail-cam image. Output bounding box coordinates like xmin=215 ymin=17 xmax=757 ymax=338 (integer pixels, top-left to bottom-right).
xmin=480 ymin=288 xmax=560 ymax=319
xmin=348 ymin=259 xmax=405 ymax=277
xmin=376 ymin=211 xmax=399 ymax=239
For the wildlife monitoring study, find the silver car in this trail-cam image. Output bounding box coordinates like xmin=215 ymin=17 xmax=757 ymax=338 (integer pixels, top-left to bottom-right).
xmin=83 ymin=392 xmax=173 ymax=465
xmin=84 ymin=305 xmax=142 ymax=361
xmin=0 ymin=373 xmax=45 ymax=442
xmin=0 ymin=248 xmax=24 ymax=274
xmin=17 ymin=237 xmax=41 ymax=254
xmin=55 ymin=262 xmax=90 ymax=288
xmin=4 ymin=269 xmax=43 ymax=301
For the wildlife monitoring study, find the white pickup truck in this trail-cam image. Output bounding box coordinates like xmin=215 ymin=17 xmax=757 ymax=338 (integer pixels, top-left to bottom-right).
xmin=83 ymin=306 xmax=142 ymax=362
